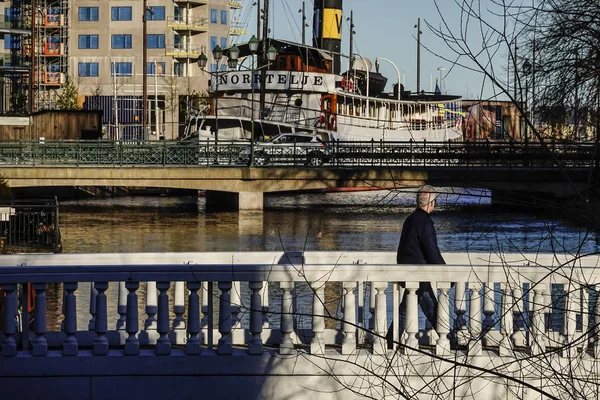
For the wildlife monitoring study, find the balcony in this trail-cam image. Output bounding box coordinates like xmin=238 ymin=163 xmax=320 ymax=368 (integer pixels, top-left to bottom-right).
xmin=43 ymin=43 xmax=64 ymax=56
xmin=42 ymin=71 xmax=64 ymax=86
xmin=165 ymin=44 xmax=206 ymax=59
xmin=167 ymin=16 xmax=209 ymax=32
xmin=230 ymin=22 xmax=247 ymax=36
xmin=229 ymin=0 xmax=243 ymax=8
xmin=43 ymin=14 xmax=64 ymax=27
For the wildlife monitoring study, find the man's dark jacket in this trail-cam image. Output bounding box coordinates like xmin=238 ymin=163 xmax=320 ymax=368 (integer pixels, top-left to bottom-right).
xmin=397 ymin=208 xmax=445 ymax=264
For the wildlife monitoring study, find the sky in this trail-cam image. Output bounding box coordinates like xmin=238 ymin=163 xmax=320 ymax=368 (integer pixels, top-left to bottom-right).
xmin=229 ymin=0 xmax=513 ymax=100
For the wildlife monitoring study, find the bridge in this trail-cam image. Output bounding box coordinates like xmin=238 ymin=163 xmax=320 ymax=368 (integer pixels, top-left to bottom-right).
xmin=0 ymin=139 xmax=597 ymax=210
xmin=0 ymin=251 xmax=597 ymax=399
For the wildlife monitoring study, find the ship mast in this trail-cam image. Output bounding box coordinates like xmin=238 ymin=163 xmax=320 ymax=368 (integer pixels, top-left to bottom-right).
xmin=348 ymin=9 xmax=354 ymax=70
xmin=259 ymin=0 xmax=270 ymax=119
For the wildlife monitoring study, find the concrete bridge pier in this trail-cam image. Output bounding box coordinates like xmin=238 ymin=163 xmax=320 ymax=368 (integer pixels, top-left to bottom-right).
xmin=205 ymin=190 xmax=264 ymax=211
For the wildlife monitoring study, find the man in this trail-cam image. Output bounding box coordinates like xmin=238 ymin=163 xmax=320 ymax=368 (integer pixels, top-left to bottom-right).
xmin=397 ymin=185 xmax=445 ymax=265
xmin=397 ymin=185 xmax=445 ymax=330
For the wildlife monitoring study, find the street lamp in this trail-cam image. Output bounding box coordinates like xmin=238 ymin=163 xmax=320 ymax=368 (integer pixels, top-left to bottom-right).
xmin=522 ymin=59 xmax=532 ymax=146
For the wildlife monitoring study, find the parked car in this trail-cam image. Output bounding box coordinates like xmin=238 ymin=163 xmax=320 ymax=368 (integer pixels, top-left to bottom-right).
xmin=238 ymin=133 xmax=332 ymax=166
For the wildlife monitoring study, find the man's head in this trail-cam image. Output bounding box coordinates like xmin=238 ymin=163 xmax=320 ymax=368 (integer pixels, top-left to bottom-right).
xmin=417 ymin=185 xmax=436 ymax=213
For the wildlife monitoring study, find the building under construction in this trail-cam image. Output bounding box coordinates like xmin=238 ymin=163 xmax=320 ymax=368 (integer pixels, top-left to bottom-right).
xmin=0 ymin=0 xmax=247 ymax=139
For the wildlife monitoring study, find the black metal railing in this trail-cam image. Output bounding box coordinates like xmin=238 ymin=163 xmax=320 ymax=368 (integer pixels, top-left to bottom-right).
xmin=0 ymin=198 xmax=61 ymax=253
xmin=0 ymin=138 xmax=597 ymax=169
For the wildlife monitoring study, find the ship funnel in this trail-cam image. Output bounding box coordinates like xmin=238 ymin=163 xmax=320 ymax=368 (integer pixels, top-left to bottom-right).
xmin=313 ymin=0 xmax=342 ymax=74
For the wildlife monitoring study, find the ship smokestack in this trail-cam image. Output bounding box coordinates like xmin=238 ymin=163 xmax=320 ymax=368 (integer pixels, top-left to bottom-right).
xmin=313 ymin=0 xmax=342 ymax=74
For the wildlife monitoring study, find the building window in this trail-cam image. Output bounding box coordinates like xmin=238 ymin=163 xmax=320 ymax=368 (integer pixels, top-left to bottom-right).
xmin=220 ymin=37 xmax=227 ymax=49
xmin=112 ymin=62 xmax=132 ymax=76
xmin=174 ymin=7 xmax=183 ymax=22
xmin=221 ymin=10 xmax=227 ymax=24
xmin=112 ymin=34 xmax=132 ymax=49
xmin=78 ymin=7 xmax=99 ymax=21
xmin=146 ymin=6 xmax=165 ymax=21
xmin=146 ymin=34 xmax=165 ymax=49
xmin=210 ymin=63 xmax=217 ymax=72
xmin=210 ymin=9 xmax=217 ymax=23
xmin=173 ymin=63 xmax=183 ymax=77
xmin=78 ymin=62 xmax=99 ymax=77
xmin=78 ymin=34 xmax=99 ymax=49
xmin=210 ymin=36 xmax=217 ymax=51
xmin=146 ymin=62 xmax=166 ymax=76
xmin=111 ymin=6 xmax=132 ymax=21
xmin=4 ymin=36 xmax=11 ymax=50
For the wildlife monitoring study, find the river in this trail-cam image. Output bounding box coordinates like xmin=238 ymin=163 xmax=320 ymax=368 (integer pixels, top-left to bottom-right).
xmin=58 ymin=188 xmax=599 ymax=255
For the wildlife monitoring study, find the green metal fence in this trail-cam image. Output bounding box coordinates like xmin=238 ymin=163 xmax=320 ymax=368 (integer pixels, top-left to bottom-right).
xmin=0 ymin=139 xmax=597 ymax=169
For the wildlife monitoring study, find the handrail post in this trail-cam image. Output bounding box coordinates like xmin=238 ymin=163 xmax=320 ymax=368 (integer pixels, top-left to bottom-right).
xmin=310 ymin=282 xmax=325 ymax=354
xmin=279 ymin=281 xmax=295 ymax=355
xmin=342 ymin=281 xmax=357 ymax=355
xmin=248 ymin=281 xmax=264 ymax=355
xmin=468 ymin=282 xmax=483 ymax=355
xmin=124 ymin=281 xmax=140 ymax=355
xmin=186 ymin=281 xmax=202 ymax=355
xmin=435 ymin=282 xmax=452 ymax=356
xmin=373 ymin=281 xmax=388 ymax=354
xmin=499 ymin=283 xmax=514 ymax=356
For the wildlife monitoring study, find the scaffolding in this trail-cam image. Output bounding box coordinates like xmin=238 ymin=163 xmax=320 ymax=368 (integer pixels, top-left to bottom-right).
xmin=33 ymin=0 xmax=69 ymax=110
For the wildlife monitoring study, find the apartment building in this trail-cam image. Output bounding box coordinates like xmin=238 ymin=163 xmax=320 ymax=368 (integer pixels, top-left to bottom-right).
xmin=1 ymin=0 xmax=245 ymax=139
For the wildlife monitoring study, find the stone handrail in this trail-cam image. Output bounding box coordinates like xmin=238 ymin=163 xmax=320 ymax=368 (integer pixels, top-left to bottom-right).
xmin=0 ymin=251 xmax=598 ymax=360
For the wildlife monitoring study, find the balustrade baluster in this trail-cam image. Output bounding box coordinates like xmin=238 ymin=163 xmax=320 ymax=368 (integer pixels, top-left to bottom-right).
xmin=93 ymin=282 xmax=109 ymax=355
xmin=217 ymin=281 xmax=233 ymax=355
xmin=357 ymin=281 xmax=366 ymax=344
xmin=565 ymin=281 xmax=578 ymax=358
xmin=373 ymin=281 xmax=388 ymax=355
xmin=231 ymin=281 xmax=241 ymax=329
xmin=310 ymin=282 xmax=325 ymax=355
xmin=1 ymin=283 xmax=17 ymax=356
xmin=499 ymin=283 xmax=514 ymax=356
xmin=342 ymin=281 xmax=357 ymax=355
xmin=186 ymin=281 xmax=202 ymax=355
xmin=279 ymin=281 xmax=295 ymax=355
xmin=248 ymin=281 xmax=264 ymax=355
xmin=403 ymin=282 xmax=419 ymax=355
xmin=435 ymin=282 xmax=452 ymax=356
xmin=201 ymin=282 xmax=209 ymax=342
xmin=116 ymin=281 xmax=127 ymax=330
xmin=124 ymin=281 xmax=140 ymax=355
xmin=468 ymin=282 xmax=483 ymax=355
xmin=582 ymin=285 xmax=590 ymax=347
xmin=173 ymin=281 xmax=186 ymax=332
xmin=156 ymin=281 xmax=171 ymax=355
xmin=145 ymin=281 xmax=158 ymax=334
xmin=482 ymin=282 xmax=496 ymax=347
xmin=531 ymin=283 xmax=548 ymax=356
xmin=511 ymin=284 xmax=526 ymax=347
xmin=391 ymin=282 xmax=399 ymax=350
xmin=32 ymin=283 xmax=48 ymax=356
xmin=261 ymin=281 xmax=270 ymax=328
xmin=368 ymin=281 xmax=376 ymax=344
xmin=454 ymin=281 xmax=468 ymax=346
xmin=62 ymin=282 xmax=78 ymax=356
xmin=88 ymin=282 xmax=97 ymax=330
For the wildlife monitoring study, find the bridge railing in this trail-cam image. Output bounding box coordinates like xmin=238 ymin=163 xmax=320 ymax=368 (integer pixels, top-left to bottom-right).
xmin=0 ymin=139 xmax=597 ymax=168
xmin=0 ymin=251 xmax=598 ymax=360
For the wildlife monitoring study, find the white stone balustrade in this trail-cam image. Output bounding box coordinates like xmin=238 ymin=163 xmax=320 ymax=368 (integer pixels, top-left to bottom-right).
xmin=0 ymin=251 xmax=599 ymax=400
